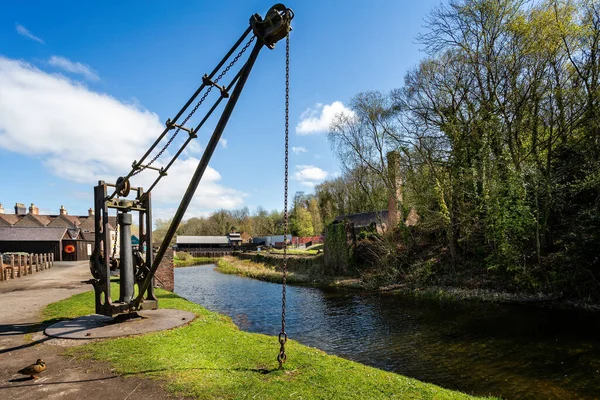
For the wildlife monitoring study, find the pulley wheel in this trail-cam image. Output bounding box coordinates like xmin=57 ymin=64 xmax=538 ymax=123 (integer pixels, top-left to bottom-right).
xmin=116 ymin=177 xmax=131 ymax=197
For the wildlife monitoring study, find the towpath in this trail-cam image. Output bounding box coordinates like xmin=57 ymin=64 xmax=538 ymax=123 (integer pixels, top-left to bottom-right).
xmin=0 ymin=261 xmax=178 ymax=399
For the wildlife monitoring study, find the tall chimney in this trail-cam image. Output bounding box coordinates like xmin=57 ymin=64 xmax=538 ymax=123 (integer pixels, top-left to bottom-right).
xmin=29 ymin=203 xmax=39 ymax=215
xmin=88 ymin=207 xmax=94 ymax=217
xmin=15 ymin=203 xmax=26 ymax=215
xmin=59 ymin=205 xmax=68 ymax=215
xmin=0 ymin=203 xmax=4 ymax=214
xmin=386 ymin=151 xmax=403 ymax=229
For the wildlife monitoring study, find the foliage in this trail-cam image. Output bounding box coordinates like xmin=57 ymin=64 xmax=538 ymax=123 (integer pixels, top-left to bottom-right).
xmin=321 ymin=0 xmax=600 ymax=300
xmin=154 ymin=207 xmax=286 ymax=245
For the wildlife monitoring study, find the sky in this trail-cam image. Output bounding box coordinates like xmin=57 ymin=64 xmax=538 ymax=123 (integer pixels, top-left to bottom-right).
xmin=0 ymin=0 xmax=441 ymax=221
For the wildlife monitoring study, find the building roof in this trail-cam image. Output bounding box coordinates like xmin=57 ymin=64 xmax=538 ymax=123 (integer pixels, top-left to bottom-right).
xmin=0 ymin=227 xmax=68 ymax=241
xmin=334 ymin=210 xmax=389 ymax=228
xmin=48 ymin=214 xmax=78 ymax=228
xmin=13 ymin=214 xmax=45 ymax=227
xmin=32 ymin=215 xmax=53 ymax=226
xmin=177 ymin=236 xmax=229 ymax=245
xmin=66 ymin=228 xmax=81 ymax=240
xmin=0 ymin=214 xmax=20 ymax=226
xmin=78 ymin=216 xmax=95 ymax=232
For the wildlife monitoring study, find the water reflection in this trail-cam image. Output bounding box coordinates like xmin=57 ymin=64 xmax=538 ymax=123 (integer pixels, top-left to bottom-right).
xmin=175 ymin=265 xmax=600 ymax=399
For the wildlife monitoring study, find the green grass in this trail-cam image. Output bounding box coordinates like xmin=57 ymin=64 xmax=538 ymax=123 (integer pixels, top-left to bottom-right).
xmin=268 ymin=248 xmax=320 ymax=255
xmin=216 ymin=257 xmax=311 ymax=285
xmin=43 ymin=287 xmax=494 ymax=399
xmin=217 ymin=256 xmax=366 ymax=290
xmin=174 ymin=256 xmax=220 ymax=267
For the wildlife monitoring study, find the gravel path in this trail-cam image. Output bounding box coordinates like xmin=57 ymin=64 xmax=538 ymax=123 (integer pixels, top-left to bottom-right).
xmin=0 ymin=261 xmax=179 ymax=399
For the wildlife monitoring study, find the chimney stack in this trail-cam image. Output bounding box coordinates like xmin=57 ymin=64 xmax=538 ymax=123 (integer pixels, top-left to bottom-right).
xmin=14 ymin=203 xmax=26 ymax=215
xmin=0 ymin=203 xmax=4 ymax=214
xmin=88 ymin=207 xmax=94 ymax=217
xmin=59 ymin=205 xmax=68 ymax=215
xmin=29 ymin=203 xmax=39 ymax=215
xmin=386 ymin=151 xmax=403 ymax=229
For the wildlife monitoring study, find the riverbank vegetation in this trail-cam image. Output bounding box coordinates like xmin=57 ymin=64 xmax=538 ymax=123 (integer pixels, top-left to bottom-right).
xmin=155 ymin=0 xmax=600 ymax=305
xmin=173 ymin=252 xmax=218 ymax=267
xmin=42 ymin=288 xmax=492 ymax=400
xmin=315 ymin=0 xmax=600 ymax=304
xmin=216 ymin=256 xmax=363 ymax=288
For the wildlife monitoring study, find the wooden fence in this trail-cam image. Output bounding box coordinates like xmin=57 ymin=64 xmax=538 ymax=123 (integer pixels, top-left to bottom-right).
xmin=0 ymin=253 xmax=54 ymax=281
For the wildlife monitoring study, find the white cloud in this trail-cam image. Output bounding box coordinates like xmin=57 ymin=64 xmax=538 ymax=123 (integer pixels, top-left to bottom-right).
xmin=0 ymin=56 xmax=244 ymax=218
xmin=292 ymin=146 xmax=307 ymax=154
xmin=136 ymin=158 xmax=245 ymax=218
xmin=296 ymin=101 xmax=355 ymax=135
xmin=16 ymin=23 xmax=44 ymax=44
xmin=293 ymin=165 xmax=328 ymax=187
xmin=219 ymin=138 xmax=228 ymax=148
xmin=48 ymin=56 xmax=99 ymax=81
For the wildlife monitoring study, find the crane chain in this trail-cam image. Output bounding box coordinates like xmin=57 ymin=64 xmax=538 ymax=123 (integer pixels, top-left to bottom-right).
xmin=133 ymin=35 xmax=257 ymax=176
xmin=278 ymin=32 xmax=290 ymax=369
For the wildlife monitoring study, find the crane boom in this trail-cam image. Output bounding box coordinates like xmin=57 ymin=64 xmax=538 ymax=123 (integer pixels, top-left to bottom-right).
xmin=89 ymin=4 xmax=294 ymax=317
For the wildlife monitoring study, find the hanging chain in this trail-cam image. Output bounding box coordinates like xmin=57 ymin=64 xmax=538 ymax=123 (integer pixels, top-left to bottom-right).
xmin=278 ymin=33 xmax=290 ymax=369
xmin=133 ymin=35 xmax=256 ymax=176
xmin=111 ymin=220 xmax=119 ymax=259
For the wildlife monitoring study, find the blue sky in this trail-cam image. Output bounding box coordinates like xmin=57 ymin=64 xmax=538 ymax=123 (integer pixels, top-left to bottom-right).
xmin=0 ymin=1 xmax=440 ymax=220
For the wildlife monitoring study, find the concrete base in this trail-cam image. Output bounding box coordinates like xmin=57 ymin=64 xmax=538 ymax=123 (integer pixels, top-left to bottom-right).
xmin=45 ymin=309 xmax=195 ymax=339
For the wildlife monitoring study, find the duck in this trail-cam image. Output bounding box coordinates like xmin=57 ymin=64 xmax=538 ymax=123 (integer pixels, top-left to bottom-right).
xmin=17 ymin=359 xmax=46 ymax=379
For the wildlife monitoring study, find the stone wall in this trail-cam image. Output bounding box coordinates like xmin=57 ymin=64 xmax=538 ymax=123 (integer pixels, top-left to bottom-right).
xmin=154 ymin=248 xmax=174 ymax=291
xmin=323 ymin=222 xmax=355 ymax=275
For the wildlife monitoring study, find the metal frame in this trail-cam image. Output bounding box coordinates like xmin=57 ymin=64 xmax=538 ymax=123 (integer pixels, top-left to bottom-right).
xmin=88 ymin=3 xmax=293 ymax=317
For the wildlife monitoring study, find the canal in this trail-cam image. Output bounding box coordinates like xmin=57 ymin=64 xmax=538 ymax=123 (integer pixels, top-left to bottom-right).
xmin=174 ymin=264 xmax=600 ymax=399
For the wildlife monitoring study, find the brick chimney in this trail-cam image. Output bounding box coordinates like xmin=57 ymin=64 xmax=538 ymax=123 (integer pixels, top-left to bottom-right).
xmin=386 ymin=151 xmax=403 ymax=228
xmin=15 ymin=203 xmax=26 ymax=215
xmin=0 ymin=203 xmax=4 ymax=214
xmin=88 ymin=207 xmax=94 ymax=217
xmin=59 ymin=205 xmax=68 ymax=215
xmin=29 ymin=203 xmax=39 ymax=215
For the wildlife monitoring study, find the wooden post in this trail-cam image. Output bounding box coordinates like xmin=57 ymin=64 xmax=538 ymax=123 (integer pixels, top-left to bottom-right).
xmin=17 ymin=254 xmax=22 ymax=277
xmin=35 ymin=254 xmax=39 ymax=271
xmin=11 ymin=255 xmax=15 ymax=279
xmin=50 ymin=252 xmax=54 ymax=268
xmin=29 ymin=253 xmax=34 ymax=274
xmin=0 ymin=253 xmax=4 ymax=281
xmin=23 ymin=254 xmax=28 ymax=276
xmin=44 ymin=254 xmax=48 ymax=270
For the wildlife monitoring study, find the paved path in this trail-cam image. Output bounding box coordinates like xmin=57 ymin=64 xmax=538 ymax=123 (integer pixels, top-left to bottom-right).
xmin=0 ymin=261 xmax=178 ymax=399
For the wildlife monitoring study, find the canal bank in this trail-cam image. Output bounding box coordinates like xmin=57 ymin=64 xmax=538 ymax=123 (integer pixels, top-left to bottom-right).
xmin=175 ymin=263 xmax=600 ymax=400
xmin=42 ymin=278 xmax=488 ymax=400
xmin=214 ymin=255 xmax=578 ymax=308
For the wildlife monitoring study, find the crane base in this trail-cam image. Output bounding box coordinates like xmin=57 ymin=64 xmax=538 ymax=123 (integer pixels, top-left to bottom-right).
xmin=44 ymin=309 xmax=194 ymax=339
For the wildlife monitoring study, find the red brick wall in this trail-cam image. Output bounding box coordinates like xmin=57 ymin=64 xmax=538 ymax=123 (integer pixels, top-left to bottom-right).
xmin=154 ymin=248 xmax=174 ymax=292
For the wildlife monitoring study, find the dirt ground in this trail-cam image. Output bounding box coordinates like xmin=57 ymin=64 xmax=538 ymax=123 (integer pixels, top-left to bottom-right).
xmin=0 ymin=261 xmax=181 ymax=400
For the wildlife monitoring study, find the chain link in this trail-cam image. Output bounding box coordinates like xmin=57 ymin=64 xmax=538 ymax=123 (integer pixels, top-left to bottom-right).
xmin=133 ymin=35 xmax=256 ymax=176
xmin=278 ymin=33 xmax=290 ymax=369
xmin=112 ymin=221 xmax=118 ymax=260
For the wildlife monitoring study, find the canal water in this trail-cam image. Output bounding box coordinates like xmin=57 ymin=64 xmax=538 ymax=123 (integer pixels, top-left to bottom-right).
xmin=174 ymin=264 xmax=600 ymax=399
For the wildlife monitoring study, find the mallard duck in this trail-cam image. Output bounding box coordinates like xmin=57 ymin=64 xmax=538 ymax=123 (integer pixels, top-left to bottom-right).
xmin=17 ymin=359 xmax=46 ymax=379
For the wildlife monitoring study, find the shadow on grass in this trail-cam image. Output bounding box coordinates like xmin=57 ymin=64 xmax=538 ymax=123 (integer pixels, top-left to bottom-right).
xmin=121 ymin=365 xmax=280 ymax=376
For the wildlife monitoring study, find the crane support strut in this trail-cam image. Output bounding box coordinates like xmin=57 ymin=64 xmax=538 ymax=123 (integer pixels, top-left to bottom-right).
xmin=88 ymin=4 xmax=293 ymax=317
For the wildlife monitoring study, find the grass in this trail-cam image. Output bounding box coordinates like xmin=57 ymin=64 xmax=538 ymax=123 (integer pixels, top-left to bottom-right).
xmin=216 ymin=256 xmax=311 ymax=285
xmin=268 ymin=248 xmax=320 ymax=255
xmin=174 ymin=253 xmax=220 ymax=267
xmin=217 ymin=256 xmax=365 ymax=289
xmin=43 ymin=287 xmax=494 ymax=399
